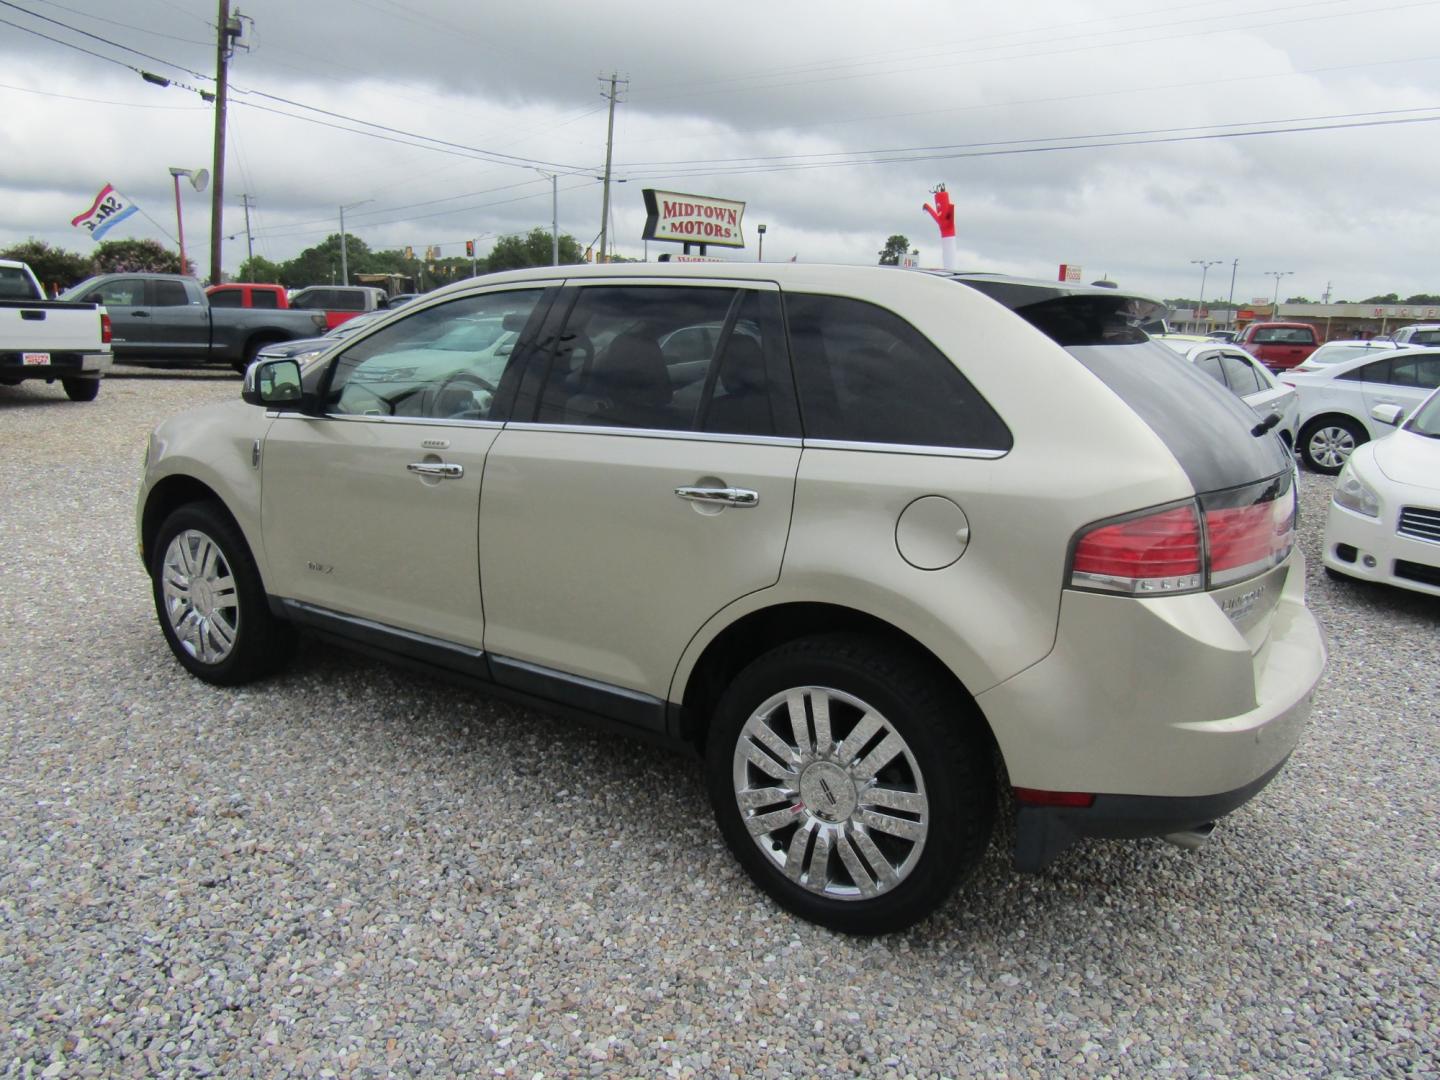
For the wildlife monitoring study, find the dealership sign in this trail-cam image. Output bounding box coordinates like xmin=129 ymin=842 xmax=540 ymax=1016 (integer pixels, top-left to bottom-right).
xmin=642 ymin=190 xmax=746 ymax=249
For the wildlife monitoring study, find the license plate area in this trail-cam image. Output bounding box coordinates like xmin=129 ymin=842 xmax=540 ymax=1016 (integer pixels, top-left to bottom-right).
xmin=21 ymin=352 xmax=50 ymax=366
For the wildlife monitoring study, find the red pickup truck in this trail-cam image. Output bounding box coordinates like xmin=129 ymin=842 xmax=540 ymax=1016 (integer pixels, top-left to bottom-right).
xmin=205 ymin=283 xmax=290 ymax=310
xmin=1235 ymin=322 xmax=1321 ymax=371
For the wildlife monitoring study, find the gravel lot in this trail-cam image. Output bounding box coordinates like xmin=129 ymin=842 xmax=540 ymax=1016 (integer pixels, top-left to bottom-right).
xmin=2 ymin=367 xmax=1437 ymax=1079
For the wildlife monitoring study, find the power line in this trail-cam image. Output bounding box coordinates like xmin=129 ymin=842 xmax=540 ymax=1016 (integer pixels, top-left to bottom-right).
xmin=0 ymin=0 xmax=210 ymax=79
xmin=618 ymin=105 xmax=1440 ymax=170
xmin=614 ymin=112 xmax=1440 ymax=182
xmin=30 ymin=0 xmax=212 ymax=46
xmin=0 ymin=79 xmax=207 ymax=108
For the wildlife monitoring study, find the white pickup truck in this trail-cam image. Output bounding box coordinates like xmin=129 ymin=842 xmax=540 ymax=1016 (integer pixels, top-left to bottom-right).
xmin=0 ymin=259 xmax=112 ymax=401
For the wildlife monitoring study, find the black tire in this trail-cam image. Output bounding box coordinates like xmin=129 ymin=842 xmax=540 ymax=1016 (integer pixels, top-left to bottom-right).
xmin=705 ymin=633 xmax=994 ymax=934
xmin=150 ymin=501 xmax=293 ymax=685
xmin=1299 ymin=416 xmax=1366 ymax=475
xmin=234 ymin=336 xmax=280 ymax=375
xmin=61 ymin=377 xmax=100 ymax=402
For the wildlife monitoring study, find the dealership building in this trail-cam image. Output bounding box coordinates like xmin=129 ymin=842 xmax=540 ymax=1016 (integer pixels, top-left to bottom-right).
xmin=1173 ymin=300 xmax=1440 ymax=340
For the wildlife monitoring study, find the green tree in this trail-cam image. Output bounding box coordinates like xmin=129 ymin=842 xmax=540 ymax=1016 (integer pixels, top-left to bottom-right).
xmin=877 ymin=234 xmax=911 ymax=266
xmin=92 ymin=238 xmax=188 ymax=275
xmin=278 ymin=234 xmax=373 ymax=287
xmin=485 ymin=227 xmax=584 ymax=273
xmin=236 ymin=256 xmax=284 ymax=283
xmin=1403 ymin=293 xmax=1440 ymax=305
xmin=0 ymin=238 xmax=92 ymax=291
xmin=1362 ymin=292 xmax=1399 ymax=304
xmin=1285 ymin=296 xmax=1314 ymax=304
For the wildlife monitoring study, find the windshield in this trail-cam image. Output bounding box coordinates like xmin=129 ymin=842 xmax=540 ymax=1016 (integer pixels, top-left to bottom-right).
xmin=1404 ymin=389 xmax=1440 ymax=437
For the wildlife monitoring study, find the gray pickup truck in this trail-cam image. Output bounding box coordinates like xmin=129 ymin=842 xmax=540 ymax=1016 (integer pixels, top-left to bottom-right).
xmin=60 ymin=273 xmax=327 ymax=373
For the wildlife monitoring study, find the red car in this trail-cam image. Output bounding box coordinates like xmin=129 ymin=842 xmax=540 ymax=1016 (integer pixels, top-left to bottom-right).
xmin=1235 ymin=322 xmax=1321 ymax=372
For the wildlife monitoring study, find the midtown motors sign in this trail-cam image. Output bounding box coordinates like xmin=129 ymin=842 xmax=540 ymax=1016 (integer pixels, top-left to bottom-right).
xmin=642 ymin=189 xmax=746 ymax=249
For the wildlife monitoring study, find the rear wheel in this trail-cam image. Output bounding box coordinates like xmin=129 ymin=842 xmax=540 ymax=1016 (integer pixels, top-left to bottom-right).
xmin=150 ymin=502 xmax=292 ymax=685
xmin=61 ymin=377 xmax=100 ymax=402
xmin=705 ymin=634 xmax=994 ymax=934
xmin=1300 ymin=416 xmax=1366 ymax=474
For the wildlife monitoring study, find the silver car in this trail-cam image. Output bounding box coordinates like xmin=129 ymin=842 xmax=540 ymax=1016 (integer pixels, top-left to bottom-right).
xmin=138 ymin=265 xmax=1324 ymax=933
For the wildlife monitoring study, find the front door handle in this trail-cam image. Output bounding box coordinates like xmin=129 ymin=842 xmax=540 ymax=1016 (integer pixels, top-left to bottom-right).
xmin=407 ymin=461 xmax=464 ymax=479
xmin=674 ymin=485 xmax=759 ymax=508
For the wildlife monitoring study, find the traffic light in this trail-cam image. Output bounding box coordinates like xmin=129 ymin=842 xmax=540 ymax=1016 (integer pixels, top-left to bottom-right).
xmin=465 ymin=239 xmax=475 ymax=258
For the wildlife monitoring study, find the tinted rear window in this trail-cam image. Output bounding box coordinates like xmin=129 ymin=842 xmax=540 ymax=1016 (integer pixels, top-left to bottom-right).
xmin=0 ymin=266 xmax=40 ymax=299
xmin=208 ymin=289 xmax=241 ymax=307
xmin=785 ymin=293 xmax=1011 ymax=451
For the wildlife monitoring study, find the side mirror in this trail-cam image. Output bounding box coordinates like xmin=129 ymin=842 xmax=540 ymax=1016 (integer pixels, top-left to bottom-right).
xmin=1371 ymin=403 xmax=1404 ymax=426
xmin=242 ymin=357 xmax=315 ymax=413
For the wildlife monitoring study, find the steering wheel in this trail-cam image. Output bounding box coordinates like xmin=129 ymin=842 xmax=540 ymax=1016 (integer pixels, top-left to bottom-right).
xmin=431 ymin=369 xmax=497 ymax=419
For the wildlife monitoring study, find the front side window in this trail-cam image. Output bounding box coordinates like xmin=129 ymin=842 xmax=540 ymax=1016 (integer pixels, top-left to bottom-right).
xmin=323 ymin=289 xmax=542 ymax=420
xmin=785 ymin=293 xmax=1011 ymax=451
xmin=536 ymin=285 xmax=741 ymax=432
xmin=86 ymin=278 xmax=144 ymax=307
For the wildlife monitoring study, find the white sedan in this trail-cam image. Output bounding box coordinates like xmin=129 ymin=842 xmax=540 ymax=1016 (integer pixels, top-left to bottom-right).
xmin=1279 ymin=347 xmax=1440 ymax=473
xmin=1322 ymin=387 xmax=1440 ymax=596
xmin=1152 ymin=336 xmax=1298 ymax=450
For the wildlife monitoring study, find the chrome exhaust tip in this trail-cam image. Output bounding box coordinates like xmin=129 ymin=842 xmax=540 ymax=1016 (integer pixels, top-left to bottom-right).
xmin=1162 ymin=821 xmax=1217 ymax=851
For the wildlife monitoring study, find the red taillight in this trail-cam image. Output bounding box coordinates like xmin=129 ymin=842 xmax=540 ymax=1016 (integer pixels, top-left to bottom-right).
xmin=1070 ymin=476 xmax=1296 ymax=595
xmin=1070 ymin=504 xmax=1202 ymax=594
xmin=1204 ymin=483 xmax=1295 ymax=587
xmin=100 ymin=312 xmax=112 ymax=344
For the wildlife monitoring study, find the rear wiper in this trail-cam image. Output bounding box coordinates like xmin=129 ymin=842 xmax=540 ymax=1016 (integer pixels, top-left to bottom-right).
xmin=1250 ymin=412 xmax=1282 ymax=437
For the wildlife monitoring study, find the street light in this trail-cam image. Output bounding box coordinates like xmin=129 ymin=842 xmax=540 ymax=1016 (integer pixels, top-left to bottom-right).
xmin=168 ymin=167 xmax=208 ymax=275
xmin=1266 ymin=270 xmax=1295 ymax=312
xmin=534 ymin=170 xmax=559 ymax=266
xmin=1190 ymin=259 xmax=1221 ymax=329
xmin=338 ymin=199 xmax=372 ymax=285
xmin=757 ymin=223 xmax=766 ymax=263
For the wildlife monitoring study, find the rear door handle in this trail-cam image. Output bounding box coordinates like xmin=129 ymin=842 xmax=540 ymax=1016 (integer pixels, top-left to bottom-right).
xmin=407 ymin=461 xmax=464 ymax=479
xmin=674 ymin=485 xmax=759 ymax=508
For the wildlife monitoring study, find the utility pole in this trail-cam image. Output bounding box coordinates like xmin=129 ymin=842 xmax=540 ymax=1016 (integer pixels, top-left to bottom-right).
xmin=597 ymin=73 xmax=626 ymax=264
xmin=338 ymin=200 xmax=371 ymax=285
xmin=209 ymin=1 xmax=242 ymax=285
xmin=550 ymin=172 xmax=559 ymax=266
xmin=1226 ymin=258 xmax=1239 ymax=314
xmin=240 ymin=193 xmax=254 ymax=264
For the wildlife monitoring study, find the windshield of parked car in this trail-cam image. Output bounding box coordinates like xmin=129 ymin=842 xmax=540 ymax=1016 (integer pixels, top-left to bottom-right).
xmin=1404 ymin=389 xmax=1440 ymax=437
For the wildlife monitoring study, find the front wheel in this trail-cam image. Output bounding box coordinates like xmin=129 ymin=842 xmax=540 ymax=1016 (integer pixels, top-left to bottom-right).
xmin=62 ymin=377 xmax=100 ymax=402
xmin=150 ymin=502 xmax=292 ymax=685
xmin=705 ymin=634 xmax=994 ymax=934
xmin=1300 ymin=417 xmax=1365 ymax=474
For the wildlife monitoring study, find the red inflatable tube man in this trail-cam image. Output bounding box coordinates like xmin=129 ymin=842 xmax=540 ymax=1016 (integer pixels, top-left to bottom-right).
xmin=922 ymin=183 xmax=957 ymax=270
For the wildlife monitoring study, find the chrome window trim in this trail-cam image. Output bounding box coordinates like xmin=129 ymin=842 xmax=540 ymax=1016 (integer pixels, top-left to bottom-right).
xmin=557 ymin=277 xmax=781 ymax=292
xmin=267 ymin=411 xmax=505 ymax=431
xmin=503 ymin=420 xmax=801 ymax=448
xmin=801 ymin=438 xmax=1009 ymax=460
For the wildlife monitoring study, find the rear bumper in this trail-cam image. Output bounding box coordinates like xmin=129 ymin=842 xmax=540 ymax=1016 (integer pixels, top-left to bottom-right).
xmin=1013 ymin=756 xmax=1291 ymax=870
xmin=0 ymin=351 xmax=112 ymax=379
xmin=976 ymin=549 xmax=1325 ymax=867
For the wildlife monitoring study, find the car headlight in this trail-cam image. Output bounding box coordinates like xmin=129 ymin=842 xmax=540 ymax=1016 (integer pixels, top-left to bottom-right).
xmin=1333 ymin=461 xmax=1380 ymax=518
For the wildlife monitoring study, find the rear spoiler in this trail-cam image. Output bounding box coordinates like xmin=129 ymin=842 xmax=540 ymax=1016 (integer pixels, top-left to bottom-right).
xmin=934 ymin=273 xmax=1171 ymax=347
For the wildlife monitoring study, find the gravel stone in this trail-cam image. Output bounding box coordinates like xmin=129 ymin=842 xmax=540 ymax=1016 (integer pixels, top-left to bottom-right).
xmin=1 ymin=367 xmax=1437 ymax=1077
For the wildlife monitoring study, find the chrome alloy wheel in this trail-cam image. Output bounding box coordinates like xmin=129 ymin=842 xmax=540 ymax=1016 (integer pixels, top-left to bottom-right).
xmin=160 ymin=529 xmax=240 ymax=664
xmin=1308 ymin=425 xmax=1357 ymax=470
xmin=732 ymin=686 xmax=929 ymax=900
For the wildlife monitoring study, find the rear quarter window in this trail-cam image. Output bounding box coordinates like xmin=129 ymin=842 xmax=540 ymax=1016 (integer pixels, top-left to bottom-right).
xmin=784 ymin=293 xmax=1011 ymax=451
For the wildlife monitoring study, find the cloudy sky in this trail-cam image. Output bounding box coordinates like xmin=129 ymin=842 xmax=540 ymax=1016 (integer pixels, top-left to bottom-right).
xmin=2 ymin=0 xmax=1439 ymax=301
